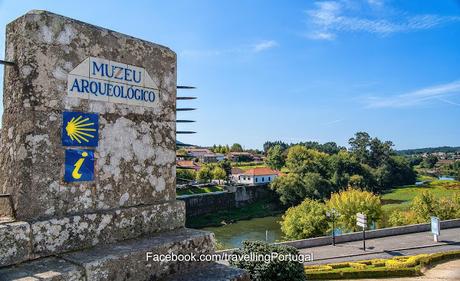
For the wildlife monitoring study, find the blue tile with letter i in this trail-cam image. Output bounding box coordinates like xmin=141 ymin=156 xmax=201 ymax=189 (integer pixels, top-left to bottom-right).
xmin=64 ymin=149 xmax=95 ymax=182
xmin=62 ymin=111 xmax=99 ymax=147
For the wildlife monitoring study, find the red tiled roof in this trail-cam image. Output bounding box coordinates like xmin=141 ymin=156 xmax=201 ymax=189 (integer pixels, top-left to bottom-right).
xmin=243 ymin=167 xmax=279 ymax=176
xmin=231 ymin=168 xmax=244 ymax=175
xmin=177 ymin=160 xmax=200 ymax=168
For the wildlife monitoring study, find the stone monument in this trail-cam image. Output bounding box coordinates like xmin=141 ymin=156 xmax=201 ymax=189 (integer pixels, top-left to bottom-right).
xmin=0 ymin=10 xmax=249 ymax=281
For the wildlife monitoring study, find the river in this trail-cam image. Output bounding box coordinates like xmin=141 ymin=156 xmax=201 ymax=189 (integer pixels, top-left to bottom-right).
xmin=203 ymin=215 xmax=284 ymax=249
xmin=203 ymin=175 xmax=457 ymax=249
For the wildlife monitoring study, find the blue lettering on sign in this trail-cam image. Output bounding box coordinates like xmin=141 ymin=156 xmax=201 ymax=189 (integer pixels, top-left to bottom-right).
xmin=69 ymin=77 xmax=156 ymax=104
xmin=64 ymin=149 xmax=95 ymax=182
xmin=92 ymin=61 xmax=142 ymax=84
xmin=62 ymin=112 xmax=99 ymax=147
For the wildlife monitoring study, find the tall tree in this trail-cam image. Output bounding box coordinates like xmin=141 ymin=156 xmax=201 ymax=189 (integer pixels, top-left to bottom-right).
xmin=326 ymin=188 xmax=382 ymax=232
xmin=230 ymin=143 xmax=243 ymax=152
xmin=265 ymin=145 xmax=285 ymax=170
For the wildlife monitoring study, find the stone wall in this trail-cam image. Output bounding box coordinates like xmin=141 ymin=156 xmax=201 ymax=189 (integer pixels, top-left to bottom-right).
xmin=0 ymin=10 xmax=184 ymax=265
xmin=178 ymin=185 xmax=277 ymax=218
xmin=0 ymin=10 xmax=177 ymax=221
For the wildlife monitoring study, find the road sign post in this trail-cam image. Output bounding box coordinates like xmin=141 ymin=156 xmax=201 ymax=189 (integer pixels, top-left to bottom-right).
xmin=327 ymin=209 xmax=339 ymax=246
xmin=356 ymin=213 xmax=367 ymax=251
xmin=431 ymin=216 xmax=440 ymax=242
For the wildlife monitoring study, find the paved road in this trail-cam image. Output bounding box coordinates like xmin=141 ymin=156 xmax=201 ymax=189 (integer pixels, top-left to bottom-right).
xmin=300 ymin=227 xmax=460 ymax=265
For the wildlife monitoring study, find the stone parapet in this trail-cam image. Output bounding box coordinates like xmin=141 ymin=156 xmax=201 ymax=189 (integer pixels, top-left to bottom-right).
xmin=0 ymin=228 xmax=221 ymax=281
xmin=0 ymin=222 xmax=32 ymax=267
xmin=0 ymin=200 xmax=185 ymax=267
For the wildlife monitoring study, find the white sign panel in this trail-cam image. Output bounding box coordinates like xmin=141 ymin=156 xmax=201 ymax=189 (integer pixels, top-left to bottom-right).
xmin=356 ymin=213 xmax=367 ymax=228
xmin=431 ymin=216 xmax=440 ymax=236
xmin=67 ymin=57 xmax=159 ymax=107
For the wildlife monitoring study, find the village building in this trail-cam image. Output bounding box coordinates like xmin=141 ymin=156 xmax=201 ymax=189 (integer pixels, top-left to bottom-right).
xmin=236 ymin=167 xmax=279 ymax=185
xmin=177 ymin=160 xmax=201 ymax=171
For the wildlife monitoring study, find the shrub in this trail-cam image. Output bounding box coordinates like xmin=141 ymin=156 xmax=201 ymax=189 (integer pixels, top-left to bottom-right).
xmin=388 ymin=210 xmax=422 ymax=227
xmin=304 ymin=251 xmax=460 ymax=280
xmin=230 ymin=241 xmax=306 ymax=281
xmin=385 ymin=254 xmax=429 ymax=269
xmin=280 ymin=198 xmax=328 ymax=240
xmin=349 ymin=262 xmax=367 ymax=269
xmin=328 ymin=262 xmax=350 ymax=269
xmin=304 ymin=265 xmax=333 ymax=272
xmin=326 ymin=187 xmax=382 ymax=232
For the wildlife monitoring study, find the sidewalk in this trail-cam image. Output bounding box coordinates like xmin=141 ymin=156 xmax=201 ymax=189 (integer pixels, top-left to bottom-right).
xmin=300 ymin=227 xmax=460 ymax=265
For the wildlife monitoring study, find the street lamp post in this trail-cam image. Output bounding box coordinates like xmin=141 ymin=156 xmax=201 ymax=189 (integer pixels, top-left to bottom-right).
xmin=326 ymin=209 xmax=338 ymax=246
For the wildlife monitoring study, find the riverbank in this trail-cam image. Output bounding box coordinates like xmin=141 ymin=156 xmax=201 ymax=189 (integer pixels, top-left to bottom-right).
xmin=186 ymin=197 xmax=285 ymax=228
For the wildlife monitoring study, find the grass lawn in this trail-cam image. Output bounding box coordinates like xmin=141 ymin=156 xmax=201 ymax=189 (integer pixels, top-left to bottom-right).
xmin=234 ymin=164 xmax=268 ymax=171
xmin=416 ymin=174 xmax=437 ymax=182
xmin=176 ymin=186 xmax=224 ymax=196
xmin=381 ymin=180 xmax=460 ymax=212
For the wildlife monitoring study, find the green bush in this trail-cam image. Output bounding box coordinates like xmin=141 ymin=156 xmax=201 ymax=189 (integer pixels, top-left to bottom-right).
xmin=280 ymin=198 xmax=328 ymax=239
xmin=349 ymin=262 xmax=367 ymax=269
xmin=304 ymin=251 xmax=460 ymax=280
xmin=328 ymin=262 xmax=350 ymax=269
xmin=230 ymin=241 xmax=306 ymax=281
xmin=305 ymin=267 xmax=419 ymax=280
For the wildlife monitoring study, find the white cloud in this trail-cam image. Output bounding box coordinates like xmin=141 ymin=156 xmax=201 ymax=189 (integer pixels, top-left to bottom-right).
xmin=181 ymin=40 xmax=278 ymax=58
xmin=252 ymin=40 xmax=279 ymax=52
xmin=365 ymin=80 xmax=460 ymax=108
xmin=306 ymin=1 xmax=460 ymax=40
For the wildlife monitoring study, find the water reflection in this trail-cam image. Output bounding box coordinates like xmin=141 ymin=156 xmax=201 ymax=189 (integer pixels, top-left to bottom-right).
xmin=203 ymin=215 xmax=283 ymax=249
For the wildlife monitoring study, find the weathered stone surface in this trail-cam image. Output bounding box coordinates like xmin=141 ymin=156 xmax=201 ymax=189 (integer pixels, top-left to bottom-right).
xmin=0 ymin=222 xmax=32 ymax=267
xmin=163 ymin=263 xmax=251 ymax=281
xmin=31 ymin=200 xmax=185 ymax=257
xmin=0 ymin=257 xmax=85 ymax=281
xmin=61 ymin=228 xmax=215 ymax=281
xmin=0 ymin=10 xmax=177 ymax=221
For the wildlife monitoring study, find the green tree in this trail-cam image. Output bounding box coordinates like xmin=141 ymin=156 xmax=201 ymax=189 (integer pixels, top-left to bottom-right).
xmin=230 ymin=143 xmax=243 ymax=152
xmin=410 ymin=191 xmax=436 ymax=221
xmin=286 ymin=145 xmax=329 ymax=177
xmin=196 ymin=165 xmax=212 ymax=183
xmin=423 ymin=155 xmax=438 ymax=169
xmin=271 ymin=172 xmax=331 ymax=205
xmin=176 ymin=169 xmax=196 ymax=181
xmin=281 ymin=199 xmax=328 ymax=239
xmin=265 ymin=144 xmax=285 ymax=170
xmin=230 ymin=241 xmax=306 ymax=281
xmin=348 ymin=132 xmax=371 ymax=165
xmin=326 ymin=188 xmax=382 ymax=232
xmin=388 ymin=210 xmax=421 ymax=226
xmin=212 ymin=166 xmax=227 ymax=181
xmin=218 ymin=159 xmax=232 ymax=180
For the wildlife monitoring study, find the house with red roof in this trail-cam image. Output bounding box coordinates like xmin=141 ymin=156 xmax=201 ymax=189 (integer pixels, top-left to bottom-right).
xmin=237 ymin=167 xmax=280 ymax=185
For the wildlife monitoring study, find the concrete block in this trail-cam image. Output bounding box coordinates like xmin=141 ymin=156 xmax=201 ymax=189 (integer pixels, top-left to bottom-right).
xmin=0 ymin=222 xmax=32 ymax=267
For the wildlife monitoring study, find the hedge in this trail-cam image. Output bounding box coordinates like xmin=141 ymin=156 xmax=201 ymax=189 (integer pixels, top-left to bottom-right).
xmin=305 ymin=250 xmax=460 ymax=280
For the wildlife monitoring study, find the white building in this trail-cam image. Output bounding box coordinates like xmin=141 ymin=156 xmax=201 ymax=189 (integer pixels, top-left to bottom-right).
xmin=237 ymin=167 xmax=280 ymax=185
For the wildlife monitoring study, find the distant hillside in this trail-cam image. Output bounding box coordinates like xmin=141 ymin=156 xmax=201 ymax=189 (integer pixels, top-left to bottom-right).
xmin=397 ymin=146 xmax=460 ymax=155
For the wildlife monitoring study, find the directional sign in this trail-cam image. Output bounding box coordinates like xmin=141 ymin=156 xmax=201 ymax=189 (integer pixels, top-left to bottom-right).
xmin=356 ymin=213 xmax=367 ymax=228
xmin=62 ymin=112 xmax=99 ymax=147
xmin=64 ymin=149 xmax=95 ymax=182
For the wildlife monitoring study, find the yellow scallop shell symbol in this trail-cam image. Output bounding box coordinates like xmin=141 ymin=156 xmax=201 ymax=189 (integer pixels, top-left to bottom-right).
xmin=65 ymin=116 xmax=96 ymax=144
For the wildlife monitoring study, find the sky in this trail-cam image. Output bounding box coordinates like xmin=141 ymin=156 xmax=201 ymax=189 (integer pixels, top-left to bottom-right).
xmin=0 ymin=0 xmax=459 ymax=150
